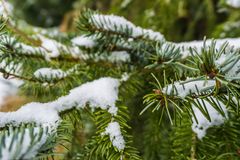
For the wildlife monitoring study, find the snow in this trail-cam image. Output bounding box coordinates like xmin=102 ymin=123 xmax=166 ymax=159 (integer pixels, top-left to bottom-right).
xmin=69 ymin=47 xmax=89 ymax=60
xmin=34 ymin=68 xmax=67 ymax=81
xmin=0 ymin=77 xmax=22 ymax=106
xmin=0 ymin=0 xmax=13 ymax=18
xmin=0 ymin=60 xmax=23 ymax=107
xmin=0 ymin=34 xmax=15 ymax=45
xmin=103 ymin=122 xmax=125 ymax=150
xmin=0 ymin=34 xmax=45 ymax=56
xmin=0 ymin=77 xmax=120 ymax=129
xmin=162 ymin=79 xmax=216 ymax=98
xmin=0 ymin=60 xmax=22 ymax=76
xmin=0 ymin=77 xmax=123 ymax=152
xmin=52 ymin=77 xmax=120 ymax=115
xmin=37 ymin=35 xmax=85 ymax=60
xmin=0 ymin=102 xmax=60 ymax=129
xmin=0 ymin=126 xmax=49 ymax=160
xmin=142 ymin=29 xmax=165 ymax=41
xmin=0 ymin=51 xmax=23 ymax=107
xmin=0 ymin=34 xmax=85 ymax=60
xmin=215 ymin=54 xmax=227 ymax=67
xmin=192 ymin=98 xmax=228 ymax=139
xmin=108 ymin=51 xmax=130 ymax=63
xmin=18 ymin=43 xmax=45 ymax=55
xmin=215 ymin=52 xmax=240 ymax=80
xmin=36 ymin=35 xmax=91 ymax=61
xmin=71 ymin=35 xmax=96 ymax=48
xmin=226 ymin=0 xmax=240 ymax=8
xmin=115 ymin=38 xmax=135 ymax=50
xmin=0 ymin=34 xmax=130 ymax=64
xmin=38 ymin=35 xmax=66 ymax=58
xmin=91 ymin=14 xmax=165 ymax=41
xmin=175 ymin=38 xmax=240 ymax=58
xmin=223 ymin=60 xmax=240 ymax=79
xmin=120 ymin=72 xmax=130 ymax=82
xmin=92 ymin=51 xmax=130 ymax=63
xmin=91 ymin=14 xmax=142 ymax=37
xmin=108 ymin=106 xmax=119 ymax=115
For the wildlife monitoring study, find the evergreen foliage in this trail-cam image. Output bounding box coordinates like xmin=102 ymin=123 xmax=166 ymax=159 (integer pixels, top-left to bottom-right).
xmin=1 ymin=1 xmax=240 ymax=160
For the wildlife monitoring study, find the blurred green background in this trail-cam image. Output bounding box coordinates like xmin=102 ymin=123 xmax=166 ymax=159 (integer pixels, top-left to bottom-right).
xmin=9 ymin=0 xmax=240 ymax=41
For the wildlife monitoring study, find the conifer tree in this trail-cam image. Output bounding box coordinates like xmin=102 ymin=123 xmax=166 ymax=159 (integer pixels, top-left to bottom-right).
xmin=1 ymin=1 xmax=240 ymax=160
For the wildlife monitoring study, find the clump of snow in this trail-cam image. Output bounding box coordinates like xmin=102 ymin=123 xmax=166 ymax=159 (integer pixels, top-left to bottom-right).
xmin=69 ymin=46 xmax=82 ymax=58
xmin=192 ymin=98 xmax=228 ymax=139
xmin=0 ymin=102 xmax=60 ymax=128
xmin=142 ymin=29 xmax=165 ymax=41
xmin=120 ymin=72 xmax=130 ymax=82
xmin=18 ymin=43 xmax=46 ymax=55
xmin=38 ymin=35 xmax=66 ymax=58
xmin=103 ymin=122 xmax=125 ymax=150
xmin=71 ymin=35 xmax=96 ymax=48
xmin=108 ymin=51 xmax=130 ymax=63
xmin=34 ymin=68 xmax=67 ymax=81
xmin=91 ymin=14 xmax=141 ymax=37
xmin=162 ymin=79 xmax=216 ymax=98
xmin=53 ymin=77 xmax=120 ymax=115
xmin=226 ymin=0 xmax=240 ymax=8
xmin=108 ymin=106 xmax=119 ymax=115
xmin=0 ymin=126 xmax=49 ymax=160
xmin=69 ymin=46 xmax=90 ymax=60
xmin=90 ymin=14 xmax=165 ymax=41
